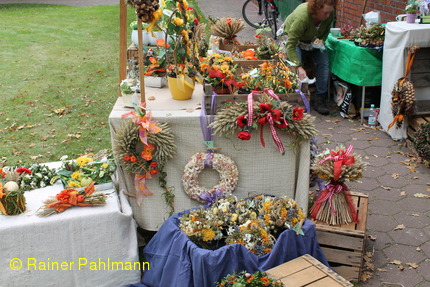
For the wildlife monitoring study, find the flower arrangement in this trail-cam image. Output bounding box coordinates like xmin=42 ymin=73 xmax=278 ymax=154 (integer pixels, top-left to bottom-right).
xmin=142 ymin=42 xmax=168 ymax=77
xmin=405 ymin=0 xmax=421 ymax=13
xmin=238 ymin=59 xmax=299 ymax=94
xmin=0 ymin=180 xmax=26 ymax=215
xmin=199 ymin=53 xmax=238 ymax=90
xmin=310 ymin=145 xmax=366 ymax=225
xmin=178 ymin=194 xmax=305 ymax=256
xmin=120 ymin=78 xmax=139 ymax=95
xmin=254 ymin=28 xmax=278 ymax=60
xmin=162 ymin=0 xmax=201 ymax=78
xmin=215 ymin=270 xmax=285 ymax=287
xmin=17 ymin=164 xmax=57 ymax=191
xmin=54 ymin=151 xmax=116 ymax=189
xmin=209 ymin=17 xmax=245 ymax=45
xmin=208 ymin=92 xmax=318 ymax=154
xmin=36 ymin=182 xmax=108 ymax=216
xmin=113 ymin=105 xmax=176 ymax=210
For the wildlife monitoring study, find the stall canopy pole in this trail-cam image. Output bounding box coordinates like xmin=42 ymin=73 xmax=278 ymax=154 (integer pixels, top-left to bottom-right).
xmin=119 ymin=0 xmax=128 ymax=97
xmin=137 ymin=17 xmax=146 ymax=104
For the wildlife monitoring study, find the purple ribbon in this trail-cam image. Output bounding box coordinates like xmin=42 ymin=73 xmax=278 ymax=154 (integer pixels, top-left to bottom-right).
xmin=199 ymin=189 xmax=224 ymax=207
xmin=295 ymin=84 xmax=310 ymax=114
xmin=200 ymin=92 xmax=217 ymax=167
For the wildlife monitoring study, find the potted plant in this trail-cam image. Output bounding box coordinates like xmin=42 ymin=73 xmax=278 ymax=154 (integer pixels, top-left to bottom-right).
xmin=142 ymin=42 xmax=168 ymax=88
xmin=120 ymin=78 xmax=140 ymax=107
xmin=405 ymin=0 xmax=421 ymax=23
xmin=130 ymin=20 xmax=169 ymax=46
xmin=162 ymin=0 xmax=202 ymax=100
xmin=199 ymin=52 xmax=238 ymax=94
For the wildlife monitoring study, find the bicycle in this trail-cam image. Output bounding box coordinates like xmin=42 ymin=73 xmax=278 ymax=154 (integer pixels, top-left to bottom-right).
xmin=242 ymin=0 xmax=280 ymax=39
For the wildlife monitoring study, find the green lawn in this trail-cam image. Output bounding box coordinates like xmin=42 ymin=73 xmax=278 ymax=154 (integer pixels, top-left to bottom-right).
xmin=0 ymin=4 xmax=137 ymax=165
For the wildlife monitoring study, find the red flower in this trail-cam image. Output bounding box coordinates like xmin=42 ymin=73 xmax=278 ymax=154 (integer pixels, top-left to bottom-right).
xmin=237 ymin=115 xmax=248 ymax=127
xmin=276 ymin=118 xmax=289 ymax=129
xmin=270 ymin=109 xmax=282 ymax=122
xmin=150 ymin=169 xmax=158 ymax=175
xmin=259 ymin=104 xmax=272 ymax=113
xmin=257 ymin=116 xmax=267 ymax=125
xmin=208 ymin=69 xmax=225 ymax=79
xmin=237 ymin=131 xmax=251 ymax=141
xmin=292 ymin=107 xmax=305 ymax=121
xmin=194 ymin=18 xmax=199 ymax=25
xmin=15 ymin=168 xmax=32 ymax=174
xmin=56 ymin=189 xmax=75 ymax=202
xmin=150 ymin=161 xmax=158 ymax=168
xmin=255 ymin=34 xmax=262 ymax=39
xmin=123 ymin=155 xmax=131 ymax=161
xmin=130 ymin=156 xmax=137 ymax=163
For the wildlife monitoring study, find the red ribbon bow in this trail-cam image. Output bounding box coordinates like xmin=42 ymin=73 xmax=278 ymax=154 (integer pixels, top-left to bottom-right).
xmin=318 ymin=145 xmax=355 ymax=181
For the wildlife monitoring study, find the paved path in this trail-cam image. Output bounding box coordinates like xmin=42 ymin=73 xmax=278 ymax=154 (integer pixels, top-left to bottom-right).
xmin=3 ymin=0 xmax=430 ymax=286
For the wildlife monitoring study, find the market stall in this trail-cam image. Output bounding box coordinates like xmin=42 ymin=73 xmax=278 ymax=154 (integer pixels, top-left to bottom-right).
xmin=109 ymin=86 xmax=311 ymax=231
xmin=0 ymin=182 xmax=141 ymax=287
xmin=379 ymin=21 xmax=430 ymax=140
xmin=326 ymin=33 xmax=383 ymax=123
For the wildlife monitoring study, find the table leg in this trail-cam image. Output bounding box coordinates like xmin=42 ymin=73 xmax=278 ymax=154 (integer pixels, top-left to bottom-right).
xmin=360 ymin=86 xmax=366 ymax=125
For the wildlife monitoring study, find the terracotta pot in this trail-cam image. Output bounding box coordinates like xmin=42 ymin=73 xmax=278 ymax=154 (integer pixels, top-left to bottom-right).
xmin=167 ymin=76 xmax=195 ymax=100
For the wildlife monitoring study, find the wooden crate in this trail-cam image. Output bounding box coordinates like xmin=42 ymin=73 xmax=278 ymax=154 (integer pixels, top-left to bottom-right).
xmin=203 ymin=84 xmax=310 ymax=113
xmin=266 ymin=254 xmax=353 ymax=287
xmin=406 ymin=115 xmax=430 ymax=158
xmin=308 ymin=191 xmax=369 ymax=282
xmin=127 ymin=43 xmax=138 ymax=62
xmin=219 ymin=43 xmax=258 ymax=52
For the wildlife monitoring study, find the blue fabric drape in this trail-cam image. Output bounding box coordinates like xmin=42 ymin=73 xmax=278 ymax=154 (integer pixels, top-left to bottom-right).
xmin=128 ymin=210 xmax=328 ymax=287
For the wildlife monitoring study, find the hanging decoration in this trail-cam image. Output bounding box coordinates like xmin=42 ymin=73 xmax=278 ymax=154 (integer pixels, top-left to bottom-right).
xmin=182 ymin=92 xmax=239 ymax=204
xmin=113 ymin=105 xmax=176 ymax=210
xmin=310 ymin=145 xmax=366 ymax=225
xmin=388 ymin=46 xmax=419 ymax=130
xmin=208 ymin=90 xmax=318 ymax=153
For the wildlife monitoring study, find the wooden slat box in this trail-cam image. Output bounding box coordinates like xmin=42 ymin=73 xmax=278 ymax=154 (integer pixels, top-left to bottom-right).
xmin=266 ymin=254 xmax=353 ymax=287
xmin=203 ymin=84 xmax=310 ymax=113
xmin=308 ymin=191 xmax=369 ymax=282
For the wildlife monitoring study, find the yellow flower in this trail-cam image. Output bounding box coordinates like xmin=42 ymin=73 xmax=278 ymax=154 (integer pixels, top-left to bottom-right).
xmin=68 ymin=181 xmax=81 ymax=188
xmin=230 ymin=213 xmax=238 ymax=222
xmin=202 ymin=228 xmax=215 ymax=242
xmin=181 ymin=29 xmax=189 ymax=41
xmin=71 ymin=171 xmax=81 ymax=180
xmin=101 ymin=163 xmax=109 ymax=169
xmin=76 ymin=155 xmax=93 ymax=167
xmin=173 ymin=17 xmax=184 ymax=26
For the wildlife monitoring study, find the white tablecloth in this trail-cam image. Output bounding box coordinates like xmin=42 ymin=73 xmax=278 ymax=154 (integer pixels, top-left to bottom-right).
xmin=379 ymin=21 xmax=430 ymax=140
xmin=0 ymin=183 xmax=141 ymax=287
xmin=109 ymin=85 xmax=310 ymax=231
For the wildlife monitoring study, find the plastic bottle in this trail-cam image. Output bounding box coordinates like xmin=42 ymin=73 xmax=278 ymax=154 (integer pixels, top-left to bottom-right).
xmin=368 ymin=104 xmax=376 ymax=127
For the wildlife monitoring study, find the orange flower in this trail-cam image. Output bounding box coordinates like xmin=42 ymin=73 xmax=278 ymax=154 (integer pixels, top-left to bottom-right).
xmin=156 ymin=38 xmax=170 ymax=47
xmin=246 ymin=275 xmax=255 ymax=283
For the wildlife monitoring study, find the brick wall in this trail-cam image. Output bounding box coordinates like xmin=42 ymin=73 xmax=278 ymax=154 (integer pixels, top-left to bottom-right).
xmin=334 ymin=0 xmax=407 ymax=28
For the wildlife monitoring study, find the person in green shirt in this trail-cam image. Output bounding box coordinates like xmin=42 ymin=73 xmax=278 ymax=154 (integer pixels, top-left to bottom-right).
xmin=283 ymin=0 xmax=335 ymax=115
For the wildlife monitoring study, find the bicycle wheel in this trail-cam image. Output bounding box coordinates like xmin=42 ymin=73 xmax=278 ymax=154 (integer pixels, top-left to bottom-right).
xmin=242 ymin=0 xmax=270 ymax=29
xmin=269 ymin=10 xmax=278 ymax=39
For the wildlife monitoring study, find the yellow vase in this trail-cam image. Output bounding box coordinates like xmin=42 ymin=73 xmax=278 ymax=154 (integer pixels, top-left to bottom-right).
xmin=168 ymin=75 xmax=195 ymax=100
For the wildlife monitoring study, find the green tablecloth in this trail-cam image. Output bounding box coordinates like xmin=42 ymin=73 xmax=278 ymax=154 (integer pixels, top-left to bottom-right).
xmin=326 ymin=34 xmax=383 ymax=86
